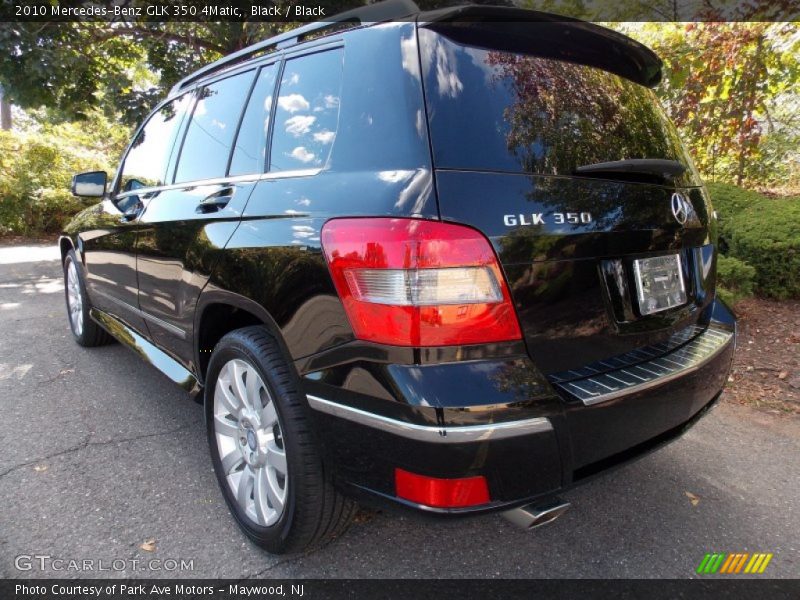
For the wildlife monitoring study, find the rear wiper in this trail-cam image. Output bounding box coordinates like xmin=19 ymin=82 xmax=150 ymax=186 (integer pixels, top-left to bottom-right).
xmin=574 ymin=159 xmax=686 ymax=180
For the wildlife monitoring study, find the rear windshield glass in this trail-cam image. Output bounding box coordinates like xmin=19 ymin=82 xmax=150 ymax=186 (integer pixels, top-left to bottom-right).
xmin=420 ymin=31 xmax=695 ymax=178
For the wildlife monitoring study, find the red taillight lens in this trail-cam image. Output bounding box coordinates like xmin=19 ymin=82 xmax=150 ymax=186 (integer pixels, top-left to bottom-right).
xmin=321 ymin=218 xmax=521 ymax=346
xmin=395 ymin=468 xmax=491 ymax=508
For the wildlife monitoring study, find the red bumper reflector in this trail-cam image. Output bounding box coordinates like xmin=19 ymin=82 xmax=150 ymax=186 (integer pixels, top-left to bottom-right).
xmin=394 ymin=468 xmax=490 ymax=508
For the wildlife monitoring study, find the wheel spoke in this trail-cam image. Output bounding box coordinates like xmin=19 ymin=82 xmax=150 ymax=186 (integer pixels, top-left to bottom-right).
xmin=253 ymin=468 xmax=272 ymax=525
xmin=220 ymin=449 xmax=244 ymax=475
xmin=237 ymin=466 xmax=254 ymax=511
xmin=266 ymin=441 xmax=287 ymax=475
xmin=232 ymin=361 xmax=250 ymax=410
xmin=216 ymin=375 xmax=241 ymax=415
xmin=260 ymin=400 xmax=278 ymax=428
xmin=214 ymin=414 xmax=238 ymax=438
xmin=246 ymin=367 xmax=259 ymax=406
xmin=266 ymin=467 xmax=285 ymax=514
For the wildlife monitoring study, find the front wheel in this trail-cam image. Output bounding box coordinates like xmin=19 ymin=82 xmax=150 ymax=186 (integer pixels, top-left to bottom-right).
xmin=205 ymin=326 xmax=356 ymax=554
xmin=63 ymin=250 xmax=113 ymax=347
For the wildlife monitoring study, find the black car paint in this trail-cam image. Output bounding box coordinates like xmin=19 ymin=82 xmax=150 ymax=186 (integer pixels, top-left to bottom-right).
xmin=61 ymin=18 xmax=735 ymax=514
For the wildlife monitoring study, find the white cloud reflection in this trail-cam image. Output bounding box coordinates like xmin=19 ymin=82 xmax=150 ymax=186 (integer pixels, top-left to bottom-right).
xmin=289 ymin=147 xmax=316 ymax=163
xmin=313 ymin=130 xmax=335 ymax=144
xmin=278 ymin=94 xmax=310 ymax=113
xmin=285 ymin=115 xmax=316 ymax=136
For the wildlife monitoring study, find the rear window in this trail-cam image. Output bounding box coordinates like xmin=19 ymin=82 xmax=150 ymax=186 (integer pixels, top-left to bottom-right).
xmin=420 ymin=31 xmax=695 ymax=178
xmin=269 ymin=49 xmax=344 ymax=172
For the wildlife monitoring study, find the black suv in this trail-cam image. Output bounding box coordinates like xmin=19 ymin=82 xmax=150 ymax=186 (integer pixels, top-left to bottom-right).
xmin=62 ymin=1 xmax=736 ymax=553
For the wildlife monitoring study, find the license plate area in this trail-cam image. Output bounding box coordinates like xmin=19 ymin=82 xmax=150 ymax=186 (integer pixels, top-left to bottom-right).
xmin=633 ymin=254 xmax=686 ymax=315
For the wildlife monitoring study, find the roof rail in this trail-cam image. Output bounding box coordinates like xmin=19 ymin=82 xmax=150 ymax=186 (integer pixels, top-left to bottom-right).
xmin=169 ymin=0 xmax=420 ymax=96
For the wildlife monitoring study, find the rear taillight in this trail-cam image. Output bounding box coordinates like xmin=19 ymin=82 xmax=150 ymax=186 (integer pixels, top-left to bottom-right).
xmin=321 ymin=218 xmax=522 ymax=346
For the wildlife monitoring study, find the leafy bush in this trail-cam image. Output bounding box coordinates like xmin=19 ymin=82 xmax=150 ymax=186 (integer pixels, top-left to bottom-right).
xmin=707 ymin=183 xmax=800 ymax=299
xmin=706 ymin=182 xmax=767 ymax=230
xmin=723 ymin=196 xmax=800 ymax=299
xmin=0 ymin=111 xmax=129 ymax=236
xmin=716 ymin=254 xmax=757 ymax=305
xmin=27 ymin=188 xmax=88 ymax=235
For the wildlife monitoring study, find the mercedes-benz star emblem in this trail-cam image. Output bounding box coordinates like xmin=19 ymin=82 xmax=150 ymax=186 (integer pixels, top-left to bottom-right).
xmin=671 ymin=192 xmax=690 ymax=225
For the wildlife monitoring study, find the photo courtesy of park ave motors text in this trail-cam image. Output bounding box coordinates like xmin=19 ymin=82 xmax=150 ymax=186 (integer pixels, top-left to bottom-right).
xmin=0 ymin=0 xmax=798 ymax=584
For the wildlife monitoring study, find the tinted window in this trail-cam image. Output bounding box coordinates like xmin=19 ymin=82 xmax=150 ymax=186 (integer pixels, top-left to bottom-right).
xmin=229 ymin=64 xmax=279 ymax=176
xmin=174 ymin=71 xmax=255 ymax=183
xmin=421 ymin=33 xmax=695 ymax=177
xmin=120 ymin=94 xmax=191 ymax=190
xmin=270 ymin=49 xmax=343 ymax=172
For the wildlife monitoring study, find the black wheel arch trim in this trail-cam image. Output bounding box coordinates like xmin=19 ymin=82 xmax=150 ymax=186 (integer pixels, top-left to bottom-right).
xmin=193 ymin=286 xmax=293 ymax=387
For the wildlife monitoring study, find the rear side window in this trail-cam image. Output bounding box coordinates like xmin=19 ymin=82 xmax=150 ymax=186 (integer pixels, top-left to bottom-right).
xmin=270 ymin=49 xmax=343 ymax=172
xmin=229 ymin=64 xmax=279 ymax=176
xmin=420 ymin=31 xmax=695 ymax=177
xmin=174 ymin=70 xmax=255 ymax=183
xmin=119 ymin=94 xmax=191 ymax=191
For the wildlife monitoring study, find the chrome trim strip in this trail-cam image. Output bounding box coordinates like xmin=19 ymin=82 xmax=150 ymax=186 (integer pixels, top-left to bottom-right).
xmin=306 ymin=395 xmax=552 ymax=443
xmin=139 ymin=310 xmax=187 ymax=340
xmin=115 ymin=168 xmax=322 ymax=199
xmin=555 ymin=325 xmax=734 ymax=406
xmin=620 ymin=368 xmax=647 ymax=382
xmin=91 ymin=288 xmax=187 ymax=339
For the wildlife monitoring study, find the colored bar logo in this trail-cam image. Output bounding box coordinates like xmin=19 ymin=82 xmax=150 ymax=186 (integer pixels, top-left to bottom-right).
xmin=696 ymin=553 xmax=773 ymax=574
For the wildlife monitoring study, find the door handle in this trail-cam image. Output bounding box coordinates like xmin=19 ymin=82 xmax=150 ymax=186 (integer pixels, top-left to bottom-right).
xmin=196 ymin=187 xmax=235 ymax=213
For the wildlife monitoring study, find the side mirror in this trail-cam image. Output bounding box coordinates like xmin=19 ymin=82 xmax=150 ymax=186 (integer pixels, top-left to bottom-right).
xmin=71 ymin=171 xmax=108 ymax=197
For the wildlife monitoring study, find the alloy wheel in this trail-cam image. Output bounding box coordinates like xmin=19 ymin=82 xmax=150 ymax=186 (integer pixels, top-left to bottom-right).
xmin=66 ymin=259 xmax=83 ymax=336
xmin=213 ymin=358 xmax=288 ymax=527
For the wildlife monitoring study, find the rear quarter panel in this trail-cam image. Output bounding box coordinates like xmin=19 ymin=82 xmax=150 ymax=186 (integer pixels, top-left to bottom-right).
xmin=202 ymin=22 xmax=436 ymax=360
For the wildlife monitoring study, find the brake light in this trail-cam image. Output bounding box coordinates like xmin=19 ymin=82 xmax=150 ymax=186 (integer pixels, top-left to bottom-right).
xmin=395 ymin=468 xmax=490 ymax=508
xmin=321 ymin=218 xmax=521 ymax=346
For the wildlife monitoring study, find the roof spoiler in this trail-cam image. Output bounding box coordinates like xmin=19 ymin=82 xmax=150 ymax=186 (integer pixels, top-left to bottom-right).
xmin=419 ymin=5 xmax=663 ymax=88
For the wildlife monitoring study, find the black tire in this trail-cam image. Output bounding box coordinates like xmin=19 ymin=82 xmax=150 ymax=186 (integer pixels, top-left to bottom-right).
xmin=63 ymin=249 xmax=113 ymax=347
xmin=205 ymin=326 xmax=356 ymax=554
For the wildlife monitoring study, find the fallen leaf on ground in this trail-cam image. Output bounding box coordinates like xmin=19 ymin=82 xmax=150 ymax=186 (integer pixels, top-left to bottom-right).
xmin=778 ymin=371 xmax=788 ymax=380
xmin=139 ymin=539 xmax=156 ymax=552
xmin=685 ymin=491 xmax=700 ymax=506
xmin=33 ymin=465 xmax=47 ymax=473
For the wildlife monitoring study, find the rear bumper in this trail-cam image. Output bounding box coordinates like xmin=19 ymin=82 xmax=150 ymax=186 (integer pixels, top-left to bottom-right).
xmin=302 ymin=299 xmax=735 ymax=514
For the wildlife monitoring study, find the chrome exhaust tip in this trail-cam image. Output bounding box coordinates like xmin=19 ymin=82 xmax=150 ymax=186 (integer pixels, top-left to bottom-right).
xmin=502 ymin=498 xmax=570 ymax=530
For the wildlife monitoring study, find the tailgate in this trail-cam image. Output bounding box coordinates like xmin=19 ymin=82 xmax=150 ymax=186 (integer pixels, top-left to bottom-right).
xmin=419 ymin=23 xmax=718 ymax=374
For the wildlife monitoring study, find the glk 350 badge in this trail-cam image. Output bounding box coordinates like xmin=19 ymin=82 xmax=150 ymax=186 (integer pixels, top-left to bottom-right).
xmin=503 ymin=212 xmax=593 ymax=227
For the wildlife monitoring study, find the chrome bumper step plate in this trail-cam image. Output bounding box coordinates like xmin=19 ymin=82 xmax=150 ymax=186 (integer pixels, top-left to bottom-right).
xmin=551 ymin=325 xmax=734 ymax=406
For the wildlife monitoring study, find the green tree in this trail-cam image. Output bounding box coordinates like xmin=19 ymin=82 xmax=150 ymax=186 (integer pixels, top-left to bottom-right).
xmin=629 ymin=22 xmax=800 ymax=187
xmin=0 ymin=21 xmax=293 ymax=126
xmin=0 ymin=0 xmax=374 ymax=126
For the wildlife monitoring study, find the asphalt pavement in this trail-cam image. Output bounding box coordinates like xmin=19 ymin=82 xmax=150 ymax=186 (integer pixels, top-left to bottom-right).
xmin=1 ymin=245 xmax=798 ymax=579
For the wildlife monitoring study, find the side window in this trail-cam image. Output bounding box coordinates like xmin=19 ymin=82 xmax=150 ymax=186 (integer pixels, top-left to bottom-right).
xmin=119 ymin=94 xmax=191 ymax=191
xmin=174 ymin=70 xmax=255 ymax=184
xmin=270 ymin=49 xmax=343 ymax=172
xmin=229 ymin=64 xmax=279 ymax=176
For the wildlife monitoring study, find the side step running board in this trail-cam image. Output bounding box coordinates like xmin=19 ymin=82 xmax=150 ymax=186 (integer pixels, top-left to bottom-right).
xmin=90 ymin=308 xmax=201 ymax=397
